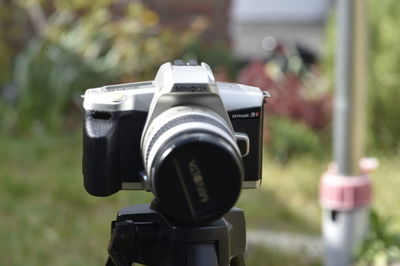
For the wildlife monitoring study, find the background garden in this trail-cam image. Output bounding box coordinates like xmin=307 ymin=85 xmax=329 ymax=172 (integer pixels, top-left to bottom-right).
xmin=0 ymin=0 xmax=400 ymax=265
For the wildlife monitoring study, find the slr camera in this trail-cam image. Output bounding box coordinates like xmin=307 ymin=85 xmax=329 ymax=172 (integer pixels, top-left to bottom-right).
xmin=82 ymin=60 xmax=267 ymax=224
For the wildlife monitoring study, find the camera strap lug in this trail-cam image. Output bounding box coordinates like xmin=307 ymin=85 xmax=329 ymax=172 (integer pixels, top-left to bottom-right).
xmin=139 ymin=171 xmax=152 ymax=192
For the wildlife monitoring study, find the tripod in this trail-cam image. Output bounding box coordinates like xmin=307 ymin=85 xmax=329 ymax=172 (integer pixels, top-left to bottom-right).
xmin=105 ymin=201 xmax=247 ymax=266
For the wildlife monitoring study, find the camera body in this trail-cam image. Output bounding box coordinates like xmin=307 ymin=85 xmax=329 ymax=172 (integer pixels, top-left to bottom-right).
xmin=83 ymin=61 xmax=266 ymax=199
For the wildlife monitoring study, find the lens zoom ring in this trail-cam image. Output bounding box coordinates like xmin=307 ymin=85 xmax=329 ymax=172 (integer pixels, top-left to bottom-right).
xmin=145 ymin=114 xmax=230 ymax=165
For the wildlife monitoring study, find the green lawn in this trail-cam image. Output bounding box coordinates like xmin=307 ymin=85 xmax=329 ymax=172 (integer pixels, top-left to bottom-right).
xmin=0 ymin=134 xmax=398 ymax=265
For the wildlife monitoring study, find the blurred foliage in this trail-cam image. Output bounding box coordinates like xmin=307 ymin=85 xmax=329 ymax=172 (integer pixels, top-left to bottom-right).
xmin=14 ymin=39 xmax=115 ymax=132
xmin=239 ymin=53 xmax=331 ymax=133
xmin=237 ymin=45 xmax=331 ymax=158
xmin=1 ymin=0 xmax=197 ymax=134
xmin=357 ymin=210 xmax=400 ymax=266
xmin=266 ymin=116 xmax=324 ymax=162
xmin=368 ymin=0 xmax=400 ymax=152
xmin=40 ymin=1 xmax=195 ymax=80
xmin=183 ymin=41 xmax=241 ymax=81
xmin=324 ymin=0 xmax=400 ymax=152
xmin=0 ymin=1 xmax=29 ymax=85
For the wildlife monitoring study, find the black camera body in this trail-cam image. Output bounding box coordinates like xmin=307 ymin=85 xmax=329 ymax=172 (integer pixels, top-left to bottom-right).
xmin=83 ymin=61 xmax=267 ymax=224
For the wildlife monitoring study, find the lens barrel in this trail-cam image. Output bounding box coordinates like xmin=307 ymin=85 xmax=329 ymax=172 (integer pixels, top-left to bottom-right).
xmin=142 ymin=106 xmax=243 ymax=224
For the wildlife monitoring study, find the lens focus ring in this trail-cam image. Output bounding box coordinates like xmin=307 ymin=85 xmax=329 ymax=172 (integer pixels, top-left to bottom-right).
xmin=144 ymin=114 xmax=232 ymax=167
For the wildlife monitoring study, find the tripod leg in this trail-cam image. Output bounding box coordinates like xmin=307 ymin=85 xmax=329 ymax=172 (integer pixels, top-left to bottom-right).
xmin=106 ymin=257 xmax=115 ymax=266
xmin=230 ymin=255 xmax=246 ymax=266
xmin=186 ymin=243 xmax=219 ymax=266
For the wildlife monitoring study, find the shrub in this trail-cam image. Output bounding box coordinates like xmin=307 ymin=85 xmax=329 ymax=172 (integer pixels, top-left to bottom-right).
xmin=0 ymin=1 xmax=28 ymax=86
xmin=8 ymin=1 xmax=196 ymax=134
xmin=14 ymin=39 xmax=115 ymax=132
xmin=367 ymin=0 xmax=400 ymax=152
xmin=238 ymin=60 xmax=331 ymax=132
xmin=183 ymin=41 xmax=241 ymax=81
xmin=237 ymin=54 xmax=331 ymax=159
xmin=357 ymin=210 xmax=400 ymax=266
xmin=266 ymin=116 xmax=324 ymax=162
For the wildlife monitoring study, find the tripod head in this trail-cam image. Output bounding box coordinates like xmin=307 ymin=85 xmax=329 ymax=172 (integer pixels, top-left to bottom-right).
xmin=106 ymin=203 xmax=247 ymax=266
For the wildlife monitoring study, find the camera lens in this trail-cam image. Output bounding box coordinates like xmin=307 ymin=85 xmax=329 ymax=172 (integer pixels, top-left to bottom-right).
xmin=142 ymin=106 xmax=243 ymax=224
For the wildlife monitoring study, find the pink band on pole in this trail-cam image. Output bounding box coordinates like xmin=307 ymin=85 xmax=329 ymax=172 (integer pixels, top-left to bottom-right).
xmin=319 ymin=172 xmax=372 ymax=210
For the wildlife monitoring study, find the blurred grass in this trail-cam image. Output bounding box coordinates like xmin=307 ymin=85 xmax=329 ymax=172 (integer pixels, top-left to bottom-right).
xmin=0 ymin=133 xmax=399 ymax=265
xmin=240 ymin=152 xmax=326 ymax=234
xmin=246 ymin=245 xmax=321 ymax=266
xmin=0 ymin=134 xmax=151 ymax=265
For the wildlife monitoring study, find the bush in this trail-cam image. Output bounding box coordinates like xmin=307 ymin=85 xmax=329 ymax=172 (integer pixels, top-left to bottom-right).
xmin=6 ymin=1 xmax=197 ymax=134
xmin=238 ymin=60 xmax=331 ymax=132
xmin=368 ymin=0 xmax=400 ymax=152
xmin=357 ymin=210 xmax=400 ymax=266
xmin=266 ymin=116 xmax=324 ymax=162
xmin=0 ymin=1 xmax=28 ymax=86
xmin=183 ymin=41 xmax=241 ymax=81
xmin=237 ymin=53 xmax=331 ymax=159
xmin=14 ymin=39 xmax=115 ymax=132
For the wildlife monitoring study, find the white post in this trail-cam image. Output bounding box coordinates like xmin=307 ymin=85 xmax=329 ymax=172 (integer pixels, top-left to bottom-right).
xmin=320 ymin=1 xmax=370 ymax=266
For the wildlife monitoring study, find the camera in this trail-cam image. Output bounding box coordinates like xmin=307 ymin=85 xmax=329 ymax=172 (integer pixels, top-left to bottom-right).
xmin=82 ymin=60 xmax=267 ymax=224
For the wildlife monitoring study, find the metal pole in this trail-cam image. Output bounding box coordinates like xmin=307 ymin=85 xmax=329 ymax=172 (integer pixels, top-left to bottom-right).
xmin=322 ymin=0 xmax=369 ymax=266
xmin=334 ymin=0 xmax=367 ymax=176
